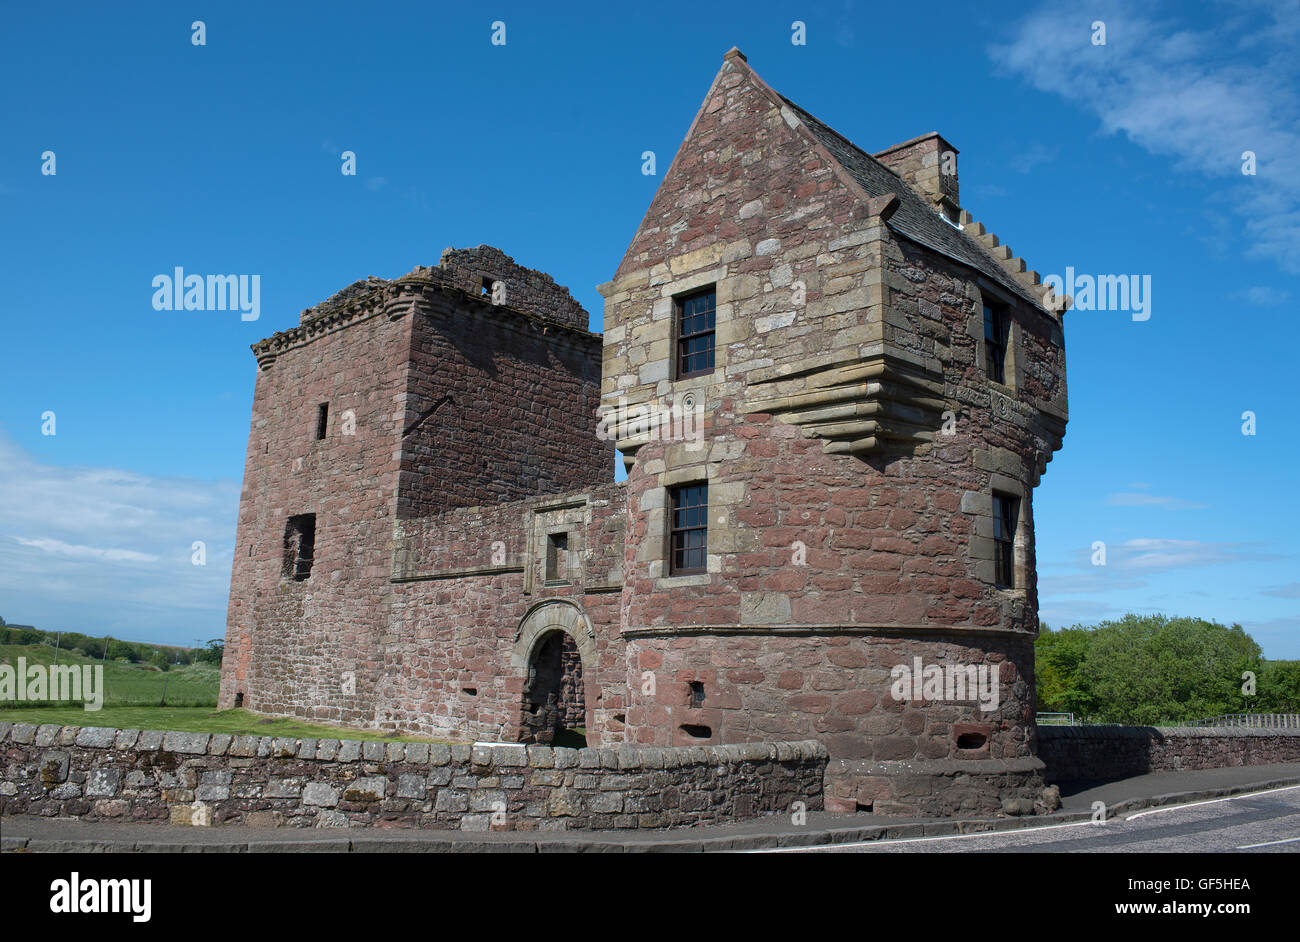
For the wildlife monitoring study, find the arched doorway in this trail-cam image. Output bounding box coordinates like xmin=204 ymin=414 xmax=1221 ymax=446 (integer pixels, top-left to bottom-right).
xmin=521 ymin=629 xmax=585 ymax=746
xmin=512 ymin=600 xmax=596 ymax=746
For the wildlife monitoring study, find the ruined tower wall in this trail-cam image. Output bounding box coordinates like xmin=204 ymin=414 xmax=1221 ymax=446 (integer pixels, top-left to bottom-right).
xmin=221 ymin=257 xmax=616 ymax=735
xmin=398 ymin=289 xmax=609 ymax=519
xmin=218 ymin=297 xmax=411 ymax=724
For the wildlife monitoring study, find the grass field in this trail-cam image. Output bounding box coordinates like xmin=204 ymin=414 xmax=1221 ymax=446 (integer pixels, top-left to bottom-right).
xmin=0 ymin=643 xmax=459 ymax=742
xmin=0 ymin=643 xmax=219 ymax=706
xmin=0 ymin=705 xmax=449 ymax=742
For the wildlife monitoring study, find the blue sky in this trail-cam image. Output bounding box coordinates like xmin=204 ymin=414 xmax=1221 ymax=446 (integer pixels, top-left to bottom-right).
xmin=1 ymin=1 xmax=1297 ymax=656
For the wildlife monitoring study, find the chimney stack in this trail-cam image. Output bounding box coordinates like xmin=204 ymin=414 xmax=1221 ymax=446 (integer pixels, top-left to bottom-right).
xmin=875 ymin=132 xmax=959 ymax=220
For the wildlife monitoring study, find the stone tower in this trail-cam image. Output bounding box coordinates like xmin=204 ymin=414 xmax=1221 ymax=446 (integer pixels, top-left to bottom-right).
xmin=218 ymin=247 xmax=611 ymax=729
xmin=597 ymin=49 xmax=1067 ymax=813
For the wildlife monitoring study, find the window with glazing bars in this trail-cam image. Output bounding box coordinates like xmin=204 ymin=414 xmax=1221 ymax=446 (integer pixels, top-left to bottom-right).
xmin=669 ymin=483 xmax=708 ymax=574
xmin=992 ymin=494 xmax=1018 ymax=588
xmin=676 ymin=289 xmax=716 ymax=378
xmin=984 ymin=301 xmax=1008 ymax=384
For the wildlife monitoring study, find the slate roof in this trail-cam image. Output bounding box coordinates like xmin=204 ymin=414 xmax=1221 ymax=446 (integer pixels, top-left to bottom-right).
xmin=776 ymin=94 xmax=1045 ymax=312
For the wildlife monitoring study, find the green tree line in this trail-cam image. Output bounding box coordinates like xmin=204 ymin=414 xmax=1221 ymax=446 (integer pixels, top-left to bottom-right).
xmin=0 ymin=615 xmax=223 ymax=669
xmin=1036 ymin=613 xmax=1300 ymax=724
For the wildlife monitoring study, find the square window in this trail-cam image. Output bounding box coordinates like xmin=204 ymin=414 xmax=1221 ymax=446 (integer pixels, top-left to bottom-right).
xmin=676 ymin=289 xmax=716 ymax=379
xmin=991 ymin=494 xmax=1019 ymax=589
xmin=983 ymin=301 xmax=1008 ymax=385
xmin=283 ymin=513 xmax=316 ymax=581
xmin=669 ymin=483 xmax=708 ymax=574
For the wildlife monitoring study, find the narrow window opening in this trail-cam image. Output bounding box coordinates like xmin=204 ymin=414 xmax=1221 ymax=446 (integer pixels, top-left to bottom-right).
xmin=991 ymin=493 xmax=1019 ymax=589
xmin=315 ymin=402 xmax=329 ymax=440
xmin=234 ymin=692 xmax=244 ymax=708
xmin=676 ymin=288 xmax=716 ymax=378
xmin=688 ymin=681 xmax=705 ymax=707
xmin=983 ymin=301 xmax=1008 ymax=385
xmin=545 ymin=532 xmax=569 ymax=582
xmin=463 ymin=687 xmax=478 ymax=697
xmin=680 ymin=723 xmax=712 ymax=740
xmin=481 ymin=277 xmax=493 ymax=296
xmin=282 ymin=513 xmax=316 ymax=581
xmin=669 ymin=483 xmax=708 ymax=575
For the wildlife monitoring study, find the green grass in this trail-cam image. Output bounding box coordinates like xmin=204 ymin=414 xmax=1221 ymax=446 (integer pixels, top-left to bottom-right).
xmin=0 ymin=706 xmax=453 ymax=743
xmin=0 ymin=643 xmax=218 ymax=706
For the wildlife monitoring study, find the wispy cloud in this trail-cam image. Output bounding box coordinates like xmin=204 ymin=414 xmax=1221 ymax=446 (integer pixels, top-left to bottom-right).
xmin=1261 ymin=583 xmax=1300 ymax=600
xmin=13 ymin=537 xmax=158 ymax=564
xmin=1235 ymin=285 xmax=1291 ymax=306
xmin=1041 ymin=537 xmax=1280 ymax=597
xmin=1106 ymin=491 xmax=1208 ymax=510
xmin=990 ymin=0 xmax=1300 ymax=272
xmin=1008 ymin=142 xmax=1058 ymax=174
xmin=0 ymin=432 xmax=239 ymax=643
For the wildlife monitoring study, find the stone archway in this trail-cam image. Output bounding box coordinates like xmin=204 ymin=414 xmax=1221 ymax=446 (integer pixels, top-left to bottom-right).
xmin=520 ymin=630 xmax=584 ymax=744
xmin=512 ymin=600 xmax=595 ymax=744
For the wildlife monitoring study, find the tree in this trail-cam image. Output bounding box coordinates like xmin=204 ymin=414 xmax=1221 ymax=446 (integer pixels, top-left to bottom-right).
xmin=194 ymin=639 xmax=225 ymax=665
xmin=1075 ymin=614 xmax=1262 ymax=724
xmin=1035 ymin=625 xmax=1096 ymax=716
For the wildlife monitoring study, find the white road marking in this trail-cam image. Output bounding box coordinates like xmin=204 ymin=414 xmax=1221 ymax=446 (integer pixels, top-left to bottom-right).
xmin=1236 ymin=835 xmax=1300 ymax=849
xmin=754 ymin=783 xmax=1300 ymax=853
xmin=751 ymin=819 xmax=1098 ymax=853
xmin=1123 ymin=784 xmax=1300 ymax=821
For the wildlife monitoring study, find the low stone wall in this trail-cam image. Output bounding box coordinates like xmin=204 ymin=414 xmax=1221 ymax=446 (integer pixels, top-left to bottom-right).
xmin=1038 ymin=726 xmax=1300 ymax=783
xmin=0 ymin=723 xmax=825 ymax=831
xmin=824 ymin=756 xmax=1059 ymax=817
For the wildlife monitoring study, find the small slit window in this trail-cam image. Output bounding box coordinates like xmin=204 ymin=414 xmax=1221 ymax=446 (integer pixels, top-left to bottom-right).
xmin=315 ymin=403 xmax=329 ymax=440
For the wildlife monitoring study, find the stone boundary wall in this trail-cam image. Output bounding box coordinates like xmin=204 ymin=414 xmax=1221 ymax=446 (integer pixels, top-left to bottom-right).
xmin=0 ymin=723 xmax=825 ymax=831
xmin=1038 ymin=726 xmax=1300 ymax=783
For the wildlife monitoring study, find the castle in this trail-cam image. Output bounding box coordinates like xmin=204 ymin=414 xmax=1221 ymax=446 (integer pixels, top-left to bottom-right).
xmin=218 ymin=49 xmax=1069 ymax=816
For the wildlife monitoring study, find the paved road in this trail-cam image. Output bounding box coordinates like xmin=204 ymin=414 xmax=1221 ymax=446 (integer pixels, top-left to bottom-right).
xmin=771 ymin=784 xmax=1300 ymax=852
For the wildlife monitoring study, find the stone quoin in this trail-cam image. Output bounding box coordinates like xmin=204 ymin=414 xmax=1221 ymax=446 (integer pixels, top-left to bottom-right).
xmin=218 ymin=48 xmax=1070 ymax=819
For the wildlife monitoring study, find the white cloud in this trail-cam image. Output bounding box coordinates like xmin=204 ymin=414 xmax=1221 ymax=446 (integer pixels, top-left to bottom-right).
xmin=1106 ymin=491 xmax=1209 ymax=509
xmin=0 ymin=433 xmax=239 ymax=644
xmin=990 ymin=0 xmax=1300 ymax=272
xmin=1236 ymin=285 xmax=1291 ymax=306
xmin=13 ymin=537 xmax=158 ymax=563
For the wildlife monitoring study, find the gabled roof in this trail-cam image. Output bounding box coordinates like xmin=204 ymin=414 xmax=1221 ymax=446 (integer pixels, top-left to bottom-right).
xmin=775 ymin=93 xmax=1046 ymax=312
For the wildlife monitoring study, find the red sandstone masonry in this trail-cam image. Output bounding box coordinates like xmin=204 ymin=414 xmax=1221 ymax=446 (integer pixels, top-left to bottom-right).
xmin=1038 ymin=726 xmax=1300 ymax=782
xmin=217 ymin=49 xmax=1075 ymax=819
